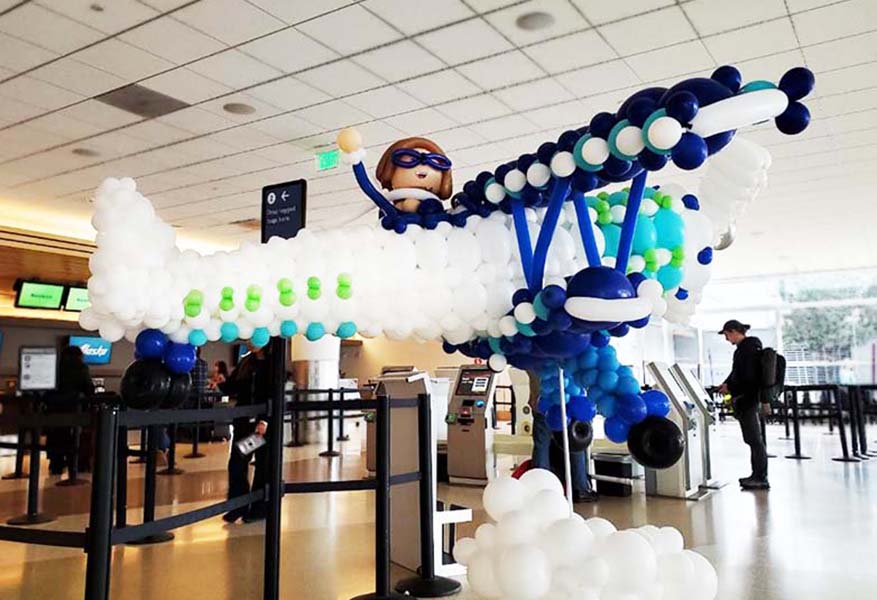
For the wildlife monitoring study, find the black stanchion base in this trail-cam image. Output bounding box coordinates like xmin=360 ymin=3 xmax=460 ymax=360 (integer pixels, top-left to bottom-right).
xmin=285 ymin=442 xmax=305 ymax=448
xmin=777 ymin=436 xmax=794 ymax=441
xmin=785 ymin=454 xmax=812 ymax=460
xmin=8 ymin=512 xmax=55 ymax=525
xmin=2 ymin=472 xmax=27 ymax=480
xmin=319 ymin=450 xmax=341 ymax=458
xmin=832 ymin=457 xmax=861 ymax=463
xmin=127 ymin=532 xmax=175 ymax=545
xmin=129 ymin=458 xmax=147 ymax=464
xmin=767 ymin=453 xmax=777 ymax=458
xmin=852 ymin=454 xmax=870 ymax=460
xmin=337 ymin=436 xmax=351 ymax=442
xmin=157 ymin=468 xmax=185 ymax=476
xmin=56 ymin=477 xmax=90 ymax=487
xmin=349 ymin=592 xmax=407 ymax=600
xmin=183 ymin=452 xmax=206 ymax=459
xmin=395 ymin=575 xmax=462 ymax=598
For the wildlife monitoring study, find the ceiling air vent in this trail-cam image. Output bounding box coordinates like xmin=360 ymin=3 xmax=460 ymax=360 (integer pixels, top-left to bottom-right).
xmin=230 ymin=218 xmax=260 ymax=231
xmin=96 ymin=84 xmax=189 ymax=118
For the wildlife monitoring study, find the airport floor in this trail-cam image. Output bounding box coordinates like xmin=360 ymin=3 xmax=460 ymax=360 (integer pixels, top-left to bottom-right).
xmin=0 ymin=420 xmax=874 ymax=600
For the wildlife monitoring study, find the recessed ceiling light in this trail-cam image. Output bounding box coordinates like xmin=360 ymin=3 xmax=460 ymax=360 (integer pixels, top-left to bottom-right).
xmin=516 ymin=11 xmax=554 ymax=31
xmin=72 ymin=148 xmax=99 ymax=157
xmin=223 ymin=102 xmax=256 ymax=115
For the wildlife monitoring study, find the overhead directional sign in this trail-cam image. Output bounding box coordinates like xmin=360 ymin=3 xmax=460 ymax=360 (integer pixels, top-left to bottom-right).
xmin=261 ymin=179 xmax=306 ymax=243
xmin=315 ymin=148 xmax=340 ymax=171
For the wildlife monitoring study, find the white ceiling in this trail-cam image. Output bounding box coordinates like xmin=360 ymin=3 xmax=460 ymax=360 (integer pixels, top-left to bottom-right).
xmin=0 ymin=0 xmax=875 ymax=279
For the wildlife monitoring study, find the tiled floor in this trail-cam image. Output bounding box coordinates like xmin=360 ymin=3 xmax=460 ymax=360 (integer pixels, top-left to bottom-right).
xmin=0 ymin=420 xmax=874 ymax=600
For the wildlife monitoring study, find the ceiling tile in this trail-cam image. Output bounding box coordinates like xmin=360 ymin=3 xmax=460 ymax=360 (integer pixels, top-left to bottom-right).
xmin=470 ymin=114 xmax=539 ymax=141
xmin=239 ymin=27 xmax=338 ymax=73
xmin=55 ymin=99 xmax=143 ymax=129
xmin=436 ymin=93 xmax=511 ymax=125
xmin=141 ymin=67 xmax=233 ymax=104
xmin=785 ymin=0 xmax=837 ymax=11
xmin=187 ymin=49 xmax=282 ymax=89
xmin=527 ymin=99 xmax=590 ymax=128
xmin=348 ymin=120 xmax=406 ymax=147
xmin=626 ymin=40 xmax=715 ymax=82
xmin=734 ymin=50 xmax=805 ymax=83
xmin=296 ymin=5 xmax=402 ymax=55
xmin=416 ymin=18 xmax=512 ymax=65
xmin=173 ymin=0 xmax=285 ymax=45
xmin=0 ymin=124 xmax=70 ymax=158
xmin=205 ymin=126 xmax=281 ymax=151
xmin=352 ymin=40 xmax=445 ymax=82
xmin=35 ymin=0 xmax=159 ymax=35
xmin=570 ymin=0 xmax=673 ymax=25
xmin=385 ymin=107 xmax=459 ymax=135
xmin=0 ymin=96 xmax=46 ymax=123
xmin=0 ymin=75 xmax=84 ymax=111
xmin=457 ymin=51 xmax=545 ymax=91
xmin=682 ymin=0 xmax=787 ymax=36
xmin=792 ymin=0 xmax=877 ymax=46
xmin=27 ymin=111 xmax=104 ymax=140
xmin=297 ymin=60 xmax=386 ymax=96
xmin=0 ymin=31 xmax=58 ymax=73
xmin=172 ymin=136 xmax=239 ymax=163
xmin=524 ymin=30 xmax=617 ymax=75
xmin=30 ymin=58 xmax=127 ymax=97
xmin=249 ymin=113 xmax=323 ymax=141
xmin=486 ymin=0 xmax=589 ymax=45
xmin=245 ymin=0 xmax=356 ymax=25
xmin=494 ymin=78 xmax=574 ymax=111
xmin=0 ymin=4 xmax=103 ymax=54
xmin=73 ymin=39 xmax=174 ymax=81
xmin=294 ymin=100 xmax=372 ymax=130
xmin=200 ymin=92 xmax=283 ymax=123
xmin=703 ymin=18 xmax=799 ymax=64
xmin=345 ymin=86 xmax=425 ymax=119
xmin=123 ymin=120 xmax=193 ymax=146
xmin=429 ymin=126 xmax=487 ymax=151
xmin=399 ymin=70 xmax=481 ymax=104
xmin=599 ymin=7 xmax=697 ymax=56
xmin=246 ymin=77 xmax=330 ymax=111
xmin=158 ymin=106 xmax=236 ymax=135
xmin=802 ymin=31 xmax=877 ymax=73
xmin=121 ymin=16 xmax=227 ymax=65
xmin=555 ymin=60 xmax=639 ymax=97
xmin=363 ymin=0 xmax=474 ymax=35
xmin=815 ymin=62 xmax=877 ymax=96
xmin=465 ymin=0 xmax=519 ymax=12
xmin=818 ymin=87 xmax=877 ymax=117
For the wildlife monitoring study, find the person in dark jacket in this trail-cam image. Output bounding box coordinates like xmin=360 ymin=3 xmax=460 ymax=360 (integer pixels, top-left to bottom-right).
xmin=47 ymin=346 xmax=95 ymax=475
xmin=219 ymin=342 xmax=271 ymax=523
xmin=718 ymin=320 xmax=769 ymax=490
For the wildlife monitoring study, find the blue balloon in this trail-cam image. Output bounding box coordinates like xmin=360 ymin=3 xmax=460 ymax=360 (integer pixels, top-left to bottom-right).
xmin=280 ymin=320 xmax=298 ymax=338
xmin=306 ymin=322 xmax=325 ymax=341
xmin=569 ymin=395 xmax=597 ymax=422
xmin=596 ymin=393 xmax=616 ymax=418
xmin=617 ymin=366 xmax=634 ymax=379
xmin=581 ymin=369 xmax=598 ymax=387
xmin=164 ymin=342 xmax=196 ymax=375
xmin=188 ymin=329 xmax=207 ymax=347
xmin=672 ymin=132 xmax=708 ymax=170
xmin=598 ymin=370 xmax=619 ymax=391
xmin=632 ymin=214 xmax=657 ymax=254
xmin=778 ymin=67 xmax=815 ymax=101
xmin=643 ymin=389 xmax=672 ymax=417
xmin=654 ymin=208 xmax=685 ymax=248
xmin=590 ymin=387 xmax=605 ymax=403
xmin=616 ymin=376 xmax=641 ymax=396
xmin=135 ymin=329 xmax=168 ymax=360
xmin=776 ymin=101 xmax=810 ymax=135
xmin=604 ymin=416 xmax=630 ymax=443
xmin=537 ymin=395 xmax=556 ymax=414
xmin=251 ymin=327 xmax=270 ymax=348
xmin=617 ymin=394 xmax=648 ymax=424
xmin=541 ymin=285 xmax=566 ymax=309
xmin=220 ymin=322 xmax=239 ymax=343
xmin=546 ymin=404 xmax=566 ymax=432
xmin=591 ymin=331 xmax=611 ymax=347
xmin=579 ymin=348 xmax=599 ymax=369
xmin=597 ymin=353 xmax=619 ymax=372
xmin=711 ymin=65 xmax=741 ymax=93
xmin=567 ymin=383 xmax=582 ymax=397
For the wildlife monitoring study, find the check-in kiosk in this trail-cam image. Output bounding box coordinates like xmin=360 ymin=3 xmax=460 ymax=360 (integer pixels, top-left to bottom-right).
xmin=645 ymin=362 xmax=709 ymax=500
xmin=446 ymin=365 xmax=498 ymax=486
xmin=670 ymin=364 xmax=724 ymax=489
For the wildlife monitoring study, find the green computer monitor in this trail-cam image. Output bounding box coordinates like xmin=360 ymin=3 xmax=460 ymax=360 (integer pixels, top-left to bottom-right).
xmin=14 ymin=281 xmax=65 ymax=310
xmin=64 ymin=286 xmax=90 ymax=312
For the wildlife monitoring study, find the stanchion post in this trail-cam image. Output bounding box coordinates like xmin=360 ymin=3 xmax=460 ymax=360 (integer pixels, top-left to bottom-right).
xmin=116 ymin=423 xmax=128 ymax=528
xmin=85 ymin=405 xmax=118 ymax=600
xmin=130 ymin=427 xmax=147 ymax=464
xmin=263 ymin=337 xmax=287 ymax=600
xmin=337 ymin=389 xmax=349 ymax=442
xmin=185 ymin=393 xmax=205 ymax=459
xmin=58 ymin=403 xmax=89 ymax=486
xmin=320 ymin=390 xmax=340 ymax=458
xmin=158 ymin=423 xmax=184 ymax=475
xmin=832 ymin=386 xmax=859 ymax=463
xmin=850 ymin=387 xmax=871 ymax=458
xmin=8 ymin=426 xmax=55 ymax=525
xmin=785 ymin=388 xmax=811 ymax=460
xmin=127 ymin=426 xmax=174 ymax=544
xmin=3 ymin=428 xmax=28 ymax=479
xmin=395 ymin=394 xmax=461 ymax=598
xmin=285 ymin=390 xmax=304 ymax=448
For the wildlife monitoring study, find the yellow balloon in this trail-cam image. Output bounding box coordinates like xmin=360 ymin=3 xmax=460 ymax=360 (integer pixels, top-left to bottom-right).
xmin=337 ymin=128 xmax=362 ymax=153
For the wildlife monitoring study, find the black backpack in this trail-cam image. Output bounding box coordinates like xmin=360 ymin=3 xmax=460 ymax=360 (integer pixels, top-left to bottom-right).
xmin=760 ymin=347 xmax=785 ymax=402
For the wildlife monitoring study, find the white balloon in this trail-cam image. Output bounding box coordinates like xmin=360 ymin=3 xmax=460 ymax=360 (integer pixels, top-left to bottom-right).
xmin=540 ymin=516 xmax=595 ymax=566
xmin=580 ymin=557 xmax=611 ymax=588
xmin=586 ymin=517 xmax=617 ymax=539
xmin=656 ymin=527 xmax=684 ymax=555
xmin=475 ymin=523 xmax=498 ymax=550
xmin=483 ymin=476 xmax=527 ymax=522
xmin=496 ymin=509 xmax=541 ymax=547
xmin=602 ymin=531 xmax=657 ymax=591
xmin=581 ymin=137 xmax=609 ymax=165
xmin=648 ymin=116 xmax=683 ymax=150
xmin=513 ymin=302 xmax=536 ymax=325
xmin=685 ymin=550 xmax=718 ymax=599
xmin=452 ymin=537 xmax=478 ymax=566
xmin=488 ymin=353 xmax=507 ymax=372
xmin=529 ymin=489 xmax=569 ymax=528
xmin=496 ymin=544 xmax=552 ymax=600
xmin=468 ymin=553 xmax=502 ymax=598
xmin=616 ymin=125 xmax=644 ymax=157
xmin=505 ymin=169 xmax=526 ymax=193
xmin=518 ymin=468 xmax=564 ymax=497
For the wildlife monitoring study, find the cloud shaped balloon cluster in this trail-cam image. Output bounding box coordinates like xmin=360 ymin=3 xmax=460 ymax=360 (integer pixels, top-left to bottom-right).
xmin=453 ymin=469 xmax=718 ymax=600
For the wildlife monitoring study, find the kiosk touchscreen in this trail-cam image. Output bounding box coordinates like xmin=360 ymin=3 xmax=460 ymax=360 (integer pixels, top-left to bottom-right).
xmin=446 ymin=365 xmax=498 ymax=485
xmin=670 ymin=364 xmax=723 ymax=489
xmin=18 ymin=347 xmax=58 ymax=392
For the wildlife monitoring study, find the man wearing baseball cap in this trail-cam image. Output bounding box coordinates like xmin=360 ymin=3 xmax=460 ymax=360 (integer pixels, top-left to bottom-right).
xmin=718 ymin=320 xmax=770 ymax=490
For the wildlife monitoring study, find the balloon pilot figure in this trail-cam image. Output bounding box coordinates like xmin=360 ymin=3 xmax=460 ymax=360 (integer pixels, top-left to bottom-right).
xmin=337 ymin=127 xmax=456 ymax=232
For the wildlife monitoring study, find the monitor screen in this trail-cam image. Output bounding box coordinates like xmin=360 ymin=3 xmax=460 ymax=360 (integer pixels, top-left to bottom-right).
xmin=15 ymin=281 xmax=64 ymax=309
xmin=19 ymin=347 xmax=58 ymax=391
xmin=69 ymin=336 xmax=112 ymax=365
xmin=64 ymin=287 xmax=90 ymax=312
xmin=455 ymin=368 xmax=492 ymax=396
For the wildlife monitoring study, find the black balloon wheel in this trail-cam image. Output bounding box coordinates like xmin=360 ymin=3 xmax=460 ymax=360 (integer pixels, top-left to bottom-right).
xmin=628 ymin=416 xmax=685 ymax=469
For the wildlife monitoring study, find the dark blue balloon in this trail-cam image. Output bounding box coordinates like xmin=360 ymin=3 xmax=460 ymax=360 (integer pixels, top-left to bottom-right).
xmin=589 ymin=112 xmax=616 ymax=138
xmin=546 ymin=404 xmax=566 ymax=431
xmin=643 ymin=389 xmax=671 ymax=417
xmin=532 ymin=319 xmax=552 ymax=335
xmin=512 ymin=288 xmax=533 ymax=305
xmin=569 ymin=395 xmax=597 ymax=422
xmin=711 ymin=65 xmax=742 ymax=93
xmin=776 ymin=101 xmax=810 ymax=135
xmin=704 ymin=130 xmax=735 ymax=155
xmin=571 ymin=170 xmax=600 ymax=192
xmin=626 ymin=97 xmax=657 ymax=127
xmin=604 ymin=416 xmax=630 ymax=443
xmin=538 ymin=394 xmax=556 ymax=414
xmin=442 ymin=341 xmax=457 ymax=354
xmin=567 ymin=266 xmax=636 ymax=301
xmin=549 ymin=310 xmax=572 ymax=331
xmin=617 ymin=394 xmax=648 ymax=424
xmin=163 ymin=342 xmax=196 ymax=375
xmin=664 ymin=91 xmax=699 ymax=123
xmin=675 ymin=288 xmax=689 ymax=300
xmin=609 ymin=323 xmax=630 ymax=337
xmin=517 ymin=154 xmax=537 ymax=171
xmin=591 ymin=330 xmax=611 ymax=347
xmin=682 ymin=193 xmax=700 ymax=210
xmin=541 ymin=285 xmax=566 ymax=309
xmin=135 ymin=329 xmax=168 ymax=360
xmin=779 ymin=67 xmax=815 ymax=101
xmin=557 ymin=130 xmax=580 ymax=151
xmin=494 ymin=164 xmax=512 ymax=184
xmin=661 ymin=78 xmax=732 ymax=110
xmin=617 ymin=88 xmax=665 ymax=122
xmin=672 ymin=132 xmax=708 ymax=170
xmin=602 ymin=155 xmax=632 ymax=177
xmin=638 ymin=149 xmax=668 ymax=171
xmin=537 ymin=142 xmax=557 ymax=163
xmin=697 ymin=247 xmax=714 ymax=265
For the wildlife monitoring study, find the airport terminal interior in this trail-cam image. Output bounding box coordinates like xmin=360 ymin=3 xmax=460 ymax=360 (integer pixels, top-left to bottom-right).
xmin=1 ymin=1 xmax=876 ymax=599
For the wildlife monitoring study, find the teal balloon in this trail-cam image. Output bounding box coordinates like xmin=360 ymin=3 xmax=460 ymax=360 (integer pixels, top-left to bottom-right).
xmin=280 ymin=320 xmax=298 ymax=338
xmin=642 ymin=186 xmax=656 ymax=199
xmin=488 ymin=337 xmax=503 ymax=354
xmin=657 ymin=265 xmax=684 ymax=290
xmin=632 ymin=214 xmax=657 ymax=255
xmin=336 ymin=322 xmax=356 ymax=339
xmin=251 ymin=327 xmax=270 ymax=348
xmin=533 ymin=293 xmax=550 ymax=320
xmin=220 ymin=322 xmax=238 ymax=343
xmin=654 ymin=209 xmax=685 ymax=248
xmin=601 ymin=224 xmax=622 ymax=258
xmin=608 ymin=191 xmax=627 ymax=206
xmin=188 ymin=329 xmax=207 ymax=347
xmin=306 ymin=322 xmax=325 ymax=341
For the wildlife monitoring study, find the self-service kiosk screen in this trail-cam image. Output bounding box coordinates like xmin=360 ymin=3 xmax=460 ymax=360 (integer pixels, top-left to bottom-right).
xmin=456 ymin=369 xmax=491 ymax=396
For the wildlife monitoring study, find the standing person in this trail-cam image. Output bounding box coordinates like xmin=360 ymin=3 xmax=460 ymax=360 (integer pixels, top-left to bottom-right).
xmin=46 ymin=346 xmax=95 ymax=475
xmin=718 ymin=320 xmax=770 ymax=491
xmin=528 ymin=371 xmax=597 ymax=503
xmin=219 ymin=342 xmax=271 ymax=523
xmin=208 ymin=360 xmax=229 ymax=390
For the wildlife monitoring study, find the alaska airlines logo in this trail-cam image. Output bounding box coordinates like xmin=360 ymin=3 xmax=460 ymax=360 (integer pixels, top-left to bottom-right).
xmin=79 ymin=343 xmax=109 ymax=357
